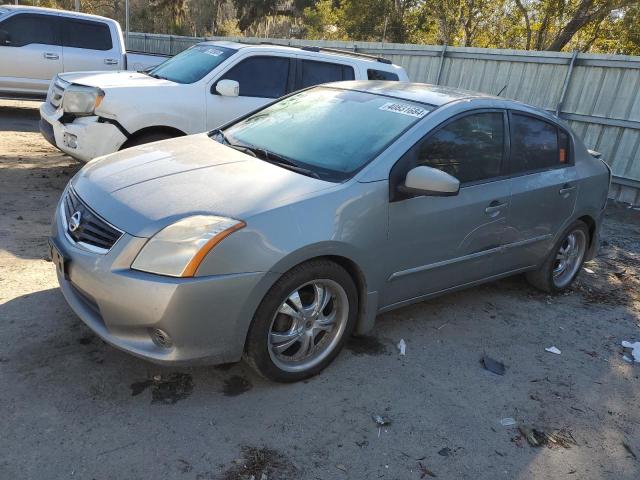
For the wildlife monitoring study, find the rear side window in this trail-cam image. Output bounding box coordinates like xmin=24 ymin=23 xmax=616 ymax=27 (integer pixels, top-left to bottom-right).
xmin=0 ymin=13 xmax=59 ymax=47
xmin=510 ymin=113 xmax=568 ymax=173
xmin=63 ymin=19 xmax=112 ymax=51
xmin=416 ymin=112 xmax=505 ymax=184
xmin=299 ymin=60 xmax=355 ymax=89
xmin=222 ymin=56 xmax=289 ymax=98
xmin=368 ymin=69 xmax=399 ymax=81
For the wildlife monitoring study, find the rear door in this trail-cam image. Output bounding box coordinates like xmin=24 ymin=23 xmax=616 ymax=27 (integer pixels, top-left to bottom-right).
xmin=62 ymin=18 xmax=122 ymax=72
xmin=0 ymin=12 xmax=62 ymax=96
xmin=206 ymin=54 xmax=294 ymax=129
xmin=384 ymin=110 xmax=511 ymax=307
xmin=500 ymin=112 xmax=578 ymax=270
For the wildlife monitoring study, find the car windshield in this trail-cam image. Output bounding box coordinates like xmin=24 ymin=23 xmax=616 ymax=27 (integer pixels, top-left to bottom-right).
xmin=222 ymin=87 xmax=433 ymax=182
xmin=148 ymin=44 xmax=236 ymax=84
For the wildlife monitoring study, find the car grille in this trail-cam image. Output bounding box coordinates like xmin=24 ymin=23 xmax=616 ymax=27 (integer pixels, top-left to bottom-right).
xmin=63 ymin=189 xmax=123 ymax=253
xmin=48 ymin=77 xmax=68 ymax=108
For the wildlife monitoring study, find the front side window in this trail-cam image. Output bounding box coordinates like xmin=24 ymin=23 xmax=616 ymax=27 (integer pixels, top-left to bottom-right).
xmin=0 ymin=13 xmax=59 ymax=47
xmin=368 ymin=69 xmax=399 ymax=81
xmin=63 ymin=20 xmax=112 ymax=50
xmin=222 ymin=56 xmax=290 ymax=98
xmin=510 ymin=113 xmax=567 ymax=173
xmin=148 ymin=44 xmax=236 ymax=84
xmin=299 ymin=60 xmax=355 ymax=89
xmin=416 ymin=112 xmax=505 ymax=184
xmin=222 ymin=87 xmax=433 ymax=181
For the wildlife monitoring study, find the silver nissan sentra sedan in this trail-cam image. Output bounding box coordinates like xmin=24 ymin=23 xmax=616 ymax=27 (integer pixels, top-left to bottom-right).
xmin=49 ymin=81 xmax=611 ymax=382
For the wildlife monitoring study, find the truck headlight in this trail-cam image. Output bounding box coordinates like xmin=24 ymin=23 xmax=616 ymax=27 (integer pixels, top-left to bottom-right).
xmin=62 ymin=85 xmax=104 ymax=115
xmin=131 ymin=215 xmax=245 ymax=277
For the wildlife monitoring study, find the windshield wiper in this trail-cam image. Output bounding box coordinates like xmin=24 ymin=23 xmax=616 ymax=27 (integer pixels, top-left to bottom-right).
xmin=208 ymin=130 xmax=321 ymax=179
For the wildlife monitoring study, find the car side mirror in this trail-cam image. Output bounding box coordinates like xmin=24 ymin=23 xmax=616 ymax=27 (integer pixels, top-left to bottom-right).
xmin=0 ymin=30 xmax=10 ymax=46
xmin=400 ymin=166 xmax=460 ymax=197
xmin=214 ymin=79 xmax=239 ymax=97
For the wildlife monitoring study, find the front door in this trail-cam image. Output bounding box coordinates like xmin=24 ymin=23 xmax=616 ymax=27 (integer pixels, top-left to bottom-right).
xmin=0 ymin=12 xmax=62 ymax=96
xmin=384 ymin=110 xmax=511 ymax=307
xmin=206 ymin=55 xmax=293 ymax=130
xmin=501 ymin=112 xmax=578 ymax=270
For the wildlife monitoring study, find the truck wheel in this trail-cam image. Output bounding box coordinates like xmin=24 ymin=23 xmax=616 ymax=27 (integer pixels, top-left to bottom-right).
xmin=526 ymin=220 xmax=589 ymax=293
xmin=244 ymin=260 xmax=358 ymax=382
xmin=121 ymin=131 xmax=177 ymax=149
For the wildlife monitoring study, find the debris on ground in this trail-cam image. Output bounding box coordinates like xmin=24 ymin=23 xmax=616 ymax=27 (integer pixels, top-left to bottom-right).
xmin=500 ymin=417 xmax=517 ymax=427
xmin=481 ymin=355 xmax=506 ymax=375
xmin=621 ymin=340 xmax=640 ymax=363
xmin=517 ymin=424 xmax=577 ymax=448
xmin=417 ymin=462 xmax=437 ymax=478
xmin=219 ymin=446 xmax=298 ymax=480
xmin=335 ymin=464 xmax=348 ymax=473
xmin=372 ymin=414 xmax=392 ymax=426
xmin=584 ymin=267 xmax=595 ymax=274
xmin=545 ymin=346 xmax=562 ymax=355
xmin=397 ymin=338 xmax=406 ymax=355
xmin=623 ymin=441 xmax=637 ymax=460
xmin=437 ymin=447 xmax=451 ymax=457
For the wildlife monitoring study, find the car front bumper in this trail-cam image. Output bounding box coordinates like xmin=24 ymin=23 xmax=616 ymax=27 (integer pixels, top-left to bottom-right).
xmin=51 ymin=194 xmax=273 ymax=365
xmin=40 ymin=102 xmax=127 ymax=162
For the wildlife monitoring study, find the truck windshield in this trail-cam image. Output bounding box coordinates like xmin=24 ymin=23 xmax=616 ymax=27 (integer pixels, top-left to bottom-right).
xmin=222 ymin=87 xmax=433 ymax=182
xmin=148 ymin=44 xmax=236 ymax=84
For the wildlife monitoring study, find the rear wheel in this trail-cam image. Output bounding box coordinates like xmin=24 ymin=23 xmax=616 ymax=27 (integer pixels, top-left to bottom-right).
xmin=244 ymin=260 xmax=358 ymax=382
xmin=526 ymin=220 xmax=589 ymax=293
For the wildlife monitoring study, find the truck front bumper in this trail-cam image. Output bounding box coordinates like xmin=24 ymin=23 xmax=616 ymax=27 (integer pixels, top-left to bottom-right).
xmin=40 ymin=102 xmax=128 ymax=162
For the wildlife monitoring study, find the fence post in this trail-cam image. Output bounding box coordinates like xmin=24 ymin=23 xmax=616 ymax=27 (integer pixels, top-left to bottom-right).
xmin=556 ymin=49 xmax=579 ymax=117
xmin=435 ymin=44 xmax=447 ymax=85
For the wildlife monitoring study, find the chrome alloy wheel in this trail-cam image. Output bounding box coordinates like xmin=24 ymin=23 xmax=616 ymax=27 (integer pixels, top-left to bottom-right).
xmin=268 ymin=279 xmax=349 ymax=373
xmin=552 ymin=229 xmax=587 ymax=288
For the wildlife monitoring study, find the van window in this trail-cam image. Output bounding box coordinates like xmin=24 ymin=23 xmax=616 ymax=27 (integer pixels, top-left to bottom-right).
xmin=222 ymin=56 xmax=290 ymax=98
xmin=299 ymin=60 xmax=355 ymax=89
xmin=0 ymin=13 xmax=60 ymax=47
xmin=63 ymin=19 xmax=112 ymax=51
xmin=367 ymin=69 xmax=399 ymax=81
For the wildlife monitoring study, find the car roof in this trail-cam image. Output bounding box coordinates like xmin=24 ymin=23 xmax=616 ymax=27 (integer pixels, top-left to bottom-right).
xmin=1 ymin=5 xmax=114 ymax=22
xmin=327 ymin=80 xmax=563 ymax=122
xmin=199 ymin=40 xmax=403 ymax=70
xmin=327 ymin=80 xmax=498 ymax=107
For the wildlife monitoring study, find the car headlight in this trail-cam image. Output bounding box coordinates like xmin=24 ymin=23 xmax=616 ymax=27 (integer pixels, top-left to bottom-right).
xmin=131 ymin=215 xmax=246 ymax=277
xmin=62 ymin=85 xmax=104 ymax=115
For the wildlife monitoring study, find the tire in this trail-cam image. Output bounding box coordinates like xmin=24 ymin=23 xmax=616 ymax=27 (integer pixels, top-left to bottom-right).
xmin=120 ymin=131 xmax=177 ymax=149
xmin=244 ymin=259 xmax=358 ymax=382
xmin=526 ymin=220 xmax=590 ymax=294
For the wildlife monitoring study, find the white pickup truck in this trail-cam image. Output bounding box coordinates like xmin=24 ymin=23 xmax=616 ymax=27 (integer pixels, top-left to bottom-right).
xmin=0 ymin=5 xmax=166 ymax=100
xmin=39 ymin=41 xmax=409 ymax=161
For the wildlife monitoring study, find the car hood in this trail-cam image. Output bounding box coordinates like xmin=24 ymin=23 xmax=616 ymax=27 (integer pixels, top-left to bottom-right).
xmin=72 ymin=134 xmax=336 ymax=237
xmin=59 ymin=71 xmax=175 ymax=89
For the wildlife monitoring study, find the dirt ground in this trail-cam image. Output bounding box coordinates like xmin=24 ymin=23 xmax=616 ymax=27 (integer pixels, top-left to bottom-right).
xmin=1 ymin=99 xmax=639 ymax=480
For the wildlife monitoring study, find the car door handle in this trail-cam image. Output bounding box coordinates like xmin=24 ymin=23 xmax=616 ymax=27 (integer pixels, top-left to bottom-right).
xmin=104 ymin=58 xmax=119 ymax=65
xmin=43 ymin=52 xmax=59 ymax=60
xmin=559 ymin=184 xmax=576 ymax=196
xmin=484 ymin=201 xmax=507 ymax=216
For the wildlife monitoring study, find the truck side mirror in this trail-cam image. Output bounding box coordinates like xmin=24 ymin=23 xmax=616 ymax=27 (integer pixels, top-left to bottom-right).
xmin=214 ymin=79 xmax=239 ymax=97
xmin=0 ymin=30 xmax=11 ymax=46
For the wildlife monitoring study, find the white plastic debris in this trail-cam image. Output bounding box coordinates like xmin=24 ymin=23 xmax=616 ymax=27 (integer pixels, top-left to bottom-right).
xmin=583 ymin=267 xmax=595 ymax=274
xmin=545 ymin=346 xmax=562 ymax=355
xmin=397 ymin=338 xmax=406 ymax=356
xmin=621 ymin=340 xmax=640 ymax=363
xmin=500 ymin=417 xmax=517 ymax=427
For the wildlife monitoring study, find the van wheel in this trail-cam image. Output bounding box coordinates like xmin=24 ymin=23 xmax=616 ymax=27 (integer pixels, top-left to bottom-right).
xmin=120 ymin=131 xmax=177 ymax=149
xmin=244 ymin=260 xmax=358 ymax=382
xmin=526 ymin=220 xmax=589 ymax=293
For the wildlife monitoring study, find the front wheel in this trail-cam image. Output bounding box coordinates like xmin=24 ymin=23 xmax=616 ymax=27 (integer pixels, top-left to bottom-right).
xmin=244 ymin=260 xmax=358 ymax=382
xmin=526 ymin=220 xmax=589 ymax=293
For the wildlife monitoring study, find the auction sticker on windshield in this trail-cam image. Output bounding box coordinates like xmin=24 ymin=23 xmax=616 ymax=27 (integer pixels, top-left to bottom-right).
xmin=379 ymin=102 xmax=428 ymax=118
